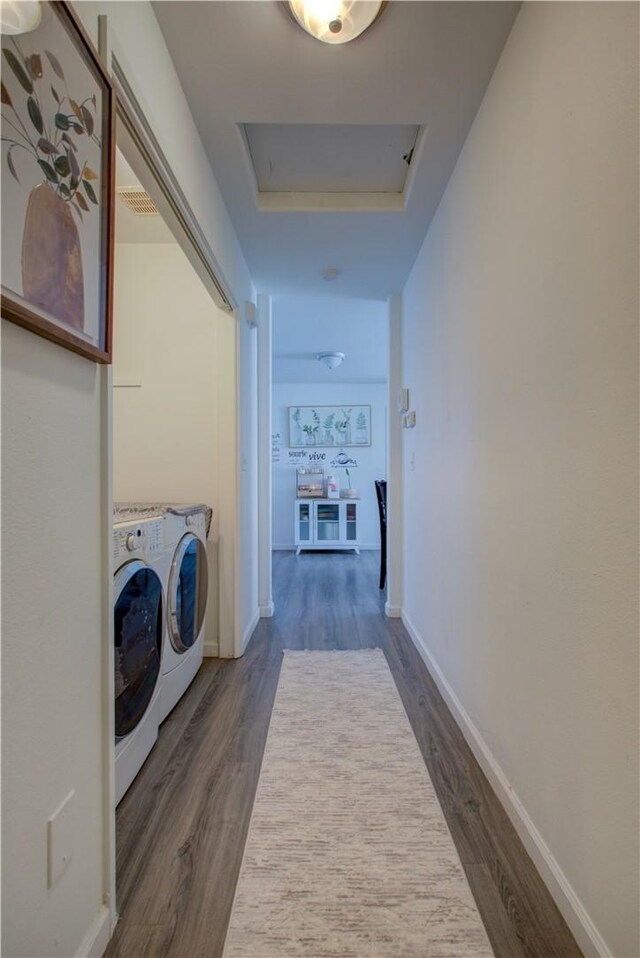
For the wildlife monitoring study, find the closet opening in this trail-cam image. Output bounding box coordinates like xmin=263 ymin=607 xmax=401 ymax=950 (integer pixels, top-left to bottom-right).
xmin=108 ymin=119 xmax=237 ymax=916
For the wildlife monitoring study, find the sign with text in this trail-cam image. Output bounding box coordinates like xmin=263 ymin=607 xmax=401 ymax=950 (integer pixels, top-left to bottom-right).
xmin=286 ymin=449 xmax=329 ymax=466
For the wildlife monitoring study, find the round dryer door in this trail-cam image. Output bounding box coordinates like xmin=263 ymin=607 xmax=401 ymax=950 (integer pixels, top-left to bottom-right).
xmin=168 ymin=534 xmax=208 ymax=654
xmin=114 ymin=560 xmax=163 ymax=740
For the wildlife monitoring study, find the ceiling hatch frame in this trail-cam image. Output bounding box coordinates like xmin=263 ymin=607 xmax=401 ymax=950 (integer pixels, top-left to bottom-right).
xmin=238 ymin=122 xmax=428 ymax=213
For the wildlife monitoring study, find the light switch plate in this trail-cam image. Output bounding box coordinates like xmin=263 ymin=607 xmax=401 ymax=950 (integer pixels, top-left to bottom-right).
xmin=48 ymin=790 xmax=75 ymax=887
xmin=244 ymin=300 xmax=257 ymax=328
xmin=397 ymin=388 xmax=409 ymax=414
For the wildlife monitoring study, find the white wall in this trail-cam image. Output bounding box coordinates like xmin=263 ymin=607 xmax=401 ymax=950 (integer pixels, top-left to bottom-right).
xmin=401 ymin=4 xmax=639 ymax=956
xmin=2 ymin=323 xmax=108 ymax=957
xmin=1 ymin=3 xmax=259 ymax=954
xmin=273 ymin=383 xmax=387 ymax=549
xmin=113 ymin=242 xmax=238 ymax=656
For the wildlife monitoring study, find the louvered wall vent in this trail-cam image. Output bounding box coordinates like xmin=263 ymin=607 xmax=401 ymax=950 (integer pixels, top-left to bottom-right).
xmin=117 ymin=188 xmax=159 ymax=216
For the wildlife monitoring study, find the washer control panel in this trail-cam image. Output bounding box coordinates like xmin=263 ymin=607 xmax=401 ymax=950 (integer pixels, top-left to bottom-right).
xmin=145 ymin=520 xmax=164 ymax=555
xmin=113 ymin=518 xmax=164 ymax=565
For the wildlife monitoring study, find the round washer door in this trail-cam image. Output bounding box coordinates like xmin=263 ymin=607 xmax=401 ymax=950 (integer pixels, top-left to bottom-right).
xmin=114 ymin=560 xmax=163 ymax=740
xmin=168 ymin=534 xmax=208 ymax=654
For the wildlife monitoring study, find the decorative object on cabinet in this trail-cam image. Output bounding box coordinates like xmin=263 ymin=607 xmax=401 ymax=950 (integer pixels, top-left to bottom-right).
xmin=296 ymin=467 xmax=324 ymax=497
xmin=341 ymin=466 xmax=359 ymax=499
xmin=294 ymin=498 xmax=360 ymax=555
xmin=326 ymin=474 xmax=339 ymax=499
xmin=289 ymin=405 xmax=371 ymax=447
xmin=1 ymin=0 xmax=115 ymax=363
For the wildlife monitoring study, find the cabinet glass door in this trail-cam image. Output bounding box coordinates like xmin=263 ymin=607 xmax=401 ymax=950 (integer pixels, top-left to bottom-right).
xmin=346 ymin=503 xmax=357 ymax=541
xmin=315 ymin=502 xmax=340 ymax=541
xmin=298 ymin=502 xmax=311 ymax=541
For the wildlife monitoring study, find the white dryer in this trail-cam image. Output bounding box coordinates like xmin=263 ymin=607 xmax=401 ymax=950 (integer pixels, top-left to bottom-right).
xmin=159 ymin=509 xmax=209 ymax=723
xmin=113 ymin=512 xmax=165 ymax=805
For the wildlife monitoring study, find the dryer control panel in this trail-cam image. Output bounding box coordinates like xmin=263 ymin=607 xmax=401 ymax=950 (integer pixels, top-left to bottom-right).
xmin=185 ymin=511 xmax=206 ymax=538
xmin=113 ymin=518 xmax=164 ymax=565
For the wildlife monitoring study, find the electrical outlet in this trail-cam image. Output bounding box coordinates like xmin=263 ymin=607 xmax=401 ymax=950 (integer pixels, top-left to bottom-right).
xmin=48 ymin=790 xmax=75 ymax=887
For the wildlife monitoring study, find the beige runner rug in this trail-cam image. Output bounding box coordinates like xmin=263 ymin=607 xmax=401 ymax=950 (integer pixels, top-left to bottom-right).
xmin=223 ymin=650 xmax=493 ymax=958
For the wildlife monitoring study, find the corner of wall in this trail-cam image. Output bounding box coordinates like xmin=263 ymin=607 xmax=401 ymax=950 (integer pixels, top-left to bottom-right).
xmin=386 ymin=292 xmax=404 ymax=613
xmin=75 ymin=905 xmax=111 ymax=958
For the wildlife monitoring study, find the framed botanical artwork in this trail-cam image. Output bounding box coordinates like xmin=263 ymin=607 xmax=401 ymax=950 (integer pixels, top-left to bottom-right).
xmin=1 ymin=0 xmax=115 ymax=363
xmin=289 ymin=405 xmax=372 ymax=448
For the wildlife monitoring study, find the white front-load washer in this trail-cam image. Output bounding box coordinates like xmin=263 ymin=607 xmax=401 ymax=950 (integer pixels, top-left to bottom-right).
xmin=113 ymin=512 xmax=165 ymax=804
xmin=159 ymin=509 xmax=209 ymax=723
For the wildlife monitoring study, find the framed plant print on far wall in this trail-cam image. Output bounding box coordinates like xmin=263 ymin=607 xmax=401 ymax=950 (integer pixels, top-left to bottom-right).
xmin=1 ymin=0 xmax=115 ymax=363
xmin=289 ymin=405 xmax=372 ymax=448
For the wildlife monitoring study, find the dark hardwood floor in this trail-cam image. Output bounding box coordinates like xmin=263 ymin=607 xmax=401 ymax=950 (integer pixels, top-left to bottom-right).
xmin=106 ymin=550 xmax=582 ymax=958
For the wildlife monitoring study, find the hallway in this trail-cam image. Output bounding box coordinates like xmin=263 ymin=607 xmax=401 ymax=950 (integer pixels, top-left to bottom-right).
xmin=108 ymin=552 xmax=581 ymax=957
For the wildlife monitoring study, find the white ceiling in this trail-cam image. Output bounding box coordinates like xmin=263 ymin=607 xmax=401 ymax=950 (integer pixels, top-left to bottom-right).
xmin=153 ymin=1 xmax=519 ymax=300
xmin=273 ymin=295 xmax=388 ymax=383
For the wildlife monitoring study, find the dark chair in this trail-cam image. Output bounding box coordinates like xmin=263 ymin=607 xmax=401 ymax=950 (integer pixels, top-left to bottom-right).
xmin=375 ymin=480 xmax=387 ymax=590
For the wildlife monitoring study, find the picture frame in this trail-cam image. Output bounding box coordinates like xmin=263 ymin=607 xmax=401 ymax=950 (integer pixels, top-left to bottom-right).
xmin=289 ymin=405 xmax=372 ymax=448
xmin=1 ymin=0 xmax=115 ymax=363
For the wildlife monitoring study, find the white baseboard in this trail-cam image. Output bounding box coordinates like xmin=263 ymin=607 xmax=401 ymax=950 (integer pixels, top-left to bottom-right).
xmin=240 ymin=608 xmax=260 ymax=655
xmin=76 ymin=905 xmax=111 ymax=958
xmin=273 ymin=544 xmax=380 ymax=551
xmin=260 ymin=602 xmax=274 ymax=617
xmin=401 ymin=609 xmax=612 ymax=958
xmin=385 ymin=602 xmax=402 ymax=618
xmin=203 ymin=640 xmax=219 ymax=657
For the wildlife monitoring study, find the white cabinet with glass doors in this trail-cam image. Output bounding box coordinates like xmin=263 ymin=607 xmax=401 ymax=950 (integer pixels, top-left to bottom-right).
xmin=294 ymin=499 xmax=360 ymax=555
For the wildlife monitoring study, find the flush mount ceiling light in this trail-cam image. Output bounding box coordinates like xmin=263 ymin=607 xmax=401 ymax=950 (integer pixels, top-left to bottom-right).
xmin=317 ymin=351 xmax=345 ymax=370
xmin=0 ymin=0 xmax=41 ymax=34
xmin=287 ymin=0 xmax=386 ymax=45
xmin=322 ymin=267 xmax=341 ymax=281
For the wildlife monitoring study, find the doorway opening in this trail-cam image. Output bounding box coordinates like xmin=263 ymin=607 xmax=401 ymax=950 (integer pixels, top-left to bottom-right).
xmin=269 ymin=295 xmax=389 ymax=603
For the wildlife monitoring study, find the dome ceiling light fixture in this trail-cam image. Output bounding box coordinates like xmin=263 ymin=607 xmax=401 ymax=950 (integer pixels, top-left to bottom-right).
xmin=0 ymin=0 xmax=42 ymax=35
xmin=317 ymin=351 xmax=346 ymax=370
xmin=286 ymin=0 xmax=387 ymax=45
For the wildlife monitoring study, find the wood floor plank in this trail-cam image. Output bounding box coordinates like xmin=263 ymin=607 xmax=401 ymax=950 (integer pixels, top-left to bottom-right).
xmin=464 ymin=863 xmax=533 ymax=958
xmin=107 ymin=923 xmax=174 ymax=958
xmin=107 ymin=550 xmax=582 ymax=958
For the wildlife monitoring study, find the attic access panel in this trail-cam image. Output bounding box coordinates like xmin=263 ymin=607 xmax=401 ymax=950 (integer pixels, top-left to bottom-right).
xmin=243 ymin=123 xmax=420 ymax=195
